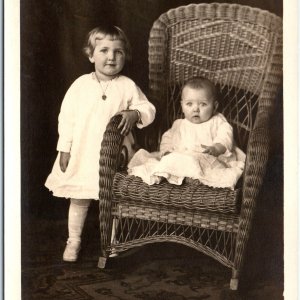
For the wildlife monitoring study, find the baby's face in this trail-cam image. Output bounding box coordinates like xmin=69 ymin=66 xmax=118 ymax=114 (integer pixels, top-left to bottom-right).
xmin=181 ymin=86 xmax=217 ymax=124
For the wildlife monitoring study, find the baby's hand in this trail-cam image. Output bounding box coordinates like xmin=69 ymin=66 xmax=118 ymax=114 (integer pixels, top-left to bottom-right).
xmin=60 ymin=151 xmax=70 ymax=172
xmin=201 ymin=143 xmax=226 ymax=157
xmin=117 ymin=110 xmax=139 ymax=136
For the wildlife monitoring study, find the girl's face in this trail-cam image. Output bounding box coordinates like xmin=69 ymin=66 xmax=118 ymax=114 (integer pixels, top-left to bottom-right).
xmin=89 ymin=36 xmax=126 ymax=81
xmin=181 ymin=86 xmax=218 ymax=124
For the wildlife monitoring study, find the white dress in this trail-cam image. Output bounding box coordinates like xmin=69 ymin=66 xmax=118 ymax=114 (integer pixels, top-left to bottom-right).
xmin=45 ymin=73 xmax=156 ymax=199
xmin=128 ymin=114 xmax=246 ymax=189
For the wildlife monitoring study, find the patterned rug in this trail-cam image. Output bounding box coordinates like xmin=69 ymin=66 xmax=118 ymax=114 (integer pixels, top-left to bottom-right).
xmin=22 ymin=211 xmax=283 ymax=300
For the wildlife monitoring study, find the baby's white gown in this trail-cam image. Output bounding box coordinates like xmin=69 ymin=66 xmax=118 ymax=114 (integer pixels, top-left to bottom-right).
xmin=128 ymin=114 xmax=246 ymax=189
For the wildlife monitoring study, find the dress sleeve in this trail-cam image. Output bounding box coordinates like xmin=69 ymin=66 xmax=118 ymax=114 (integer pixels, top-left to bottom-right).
xmin=56 ymin=83 xmax=77 ymax=152
xmin=212 ymin=115 xmax=233 ymax=151
xmin=127 ymin=83 xmax=156 ymax=128
xmin=159 ymin=120 xmax=179 ymax=154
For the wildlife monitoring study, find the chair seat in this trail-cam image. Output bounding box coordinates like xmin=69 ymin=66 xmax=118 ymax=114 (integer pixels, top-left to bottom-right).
xmin=112 ymin=172 xmax=240 ymax=214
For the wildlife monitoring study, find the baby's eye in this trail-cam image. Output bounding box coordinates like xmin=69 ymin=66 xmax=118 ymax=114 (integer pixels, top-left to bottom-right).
xmin=200 ymin=102 xmax=207 ymax=107
xmin=186 ymin=102 xmax=192 ymax=106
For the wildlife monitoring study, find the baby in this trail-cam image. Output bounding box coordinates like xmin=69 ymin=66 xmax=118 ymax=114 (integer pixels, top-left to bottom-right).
xmin=128 ymin=76 xmax=246 ymax=189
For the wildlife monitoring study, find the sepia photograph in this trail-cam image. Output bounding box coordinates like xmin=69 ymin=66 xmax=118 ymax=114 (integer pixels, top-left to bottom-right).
xmin=5 ymin=0 xmax=294 ymax=299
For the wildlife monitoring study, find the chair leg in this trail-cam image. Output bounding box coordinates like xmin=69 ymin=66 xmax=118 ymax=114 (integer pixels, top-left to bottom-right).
xmin=230 ymin=268 xmax=239 ymax=290
xmin=98 ymin=218 xmax=120 ymax=267
xmin=98 ymin=256 xmax=107 ymax=269
xmin=111 ymin=217 xmax=119 ymax=244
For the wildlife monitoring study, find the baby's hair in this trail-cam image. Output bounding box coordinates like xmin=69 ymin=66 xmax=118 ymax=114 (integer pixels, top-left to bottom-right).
xmin=83 ymin=25 xmax=132 ymax=61
xmin=183 ymin=76 xmax=218 ymax=101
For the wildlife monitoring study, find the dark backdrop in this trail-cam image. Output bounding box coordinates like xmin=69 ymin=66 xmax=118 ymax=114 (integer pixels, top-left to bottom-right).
xmin=21 ymin=0 xmax=283 ymax=281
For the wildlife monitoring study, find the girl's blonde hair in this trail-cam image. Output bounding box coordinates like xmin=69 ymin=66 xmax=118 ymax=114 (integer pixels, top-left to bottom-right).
xmin=83 ymin=25 xmax=131 ymax=61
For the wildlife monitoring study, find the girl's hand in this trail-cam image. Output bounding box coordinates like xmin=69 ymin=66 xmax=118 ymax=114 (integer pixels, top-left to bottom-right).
xmin=60 ymin=151 xmax=70 ymax=172
xmin=201 ymin=143 xmax=226 ymax=157
xmin=117 ymin=110 xmax=139 ymax=136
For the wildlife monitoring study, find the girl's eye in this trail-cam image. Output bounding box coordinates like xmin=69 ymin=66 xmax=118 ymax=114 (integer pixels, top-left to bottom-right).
xmin=100 ymin=49 xmax=108 ymax=53
xmin=115 ymin=50 xmax=124 ymax=55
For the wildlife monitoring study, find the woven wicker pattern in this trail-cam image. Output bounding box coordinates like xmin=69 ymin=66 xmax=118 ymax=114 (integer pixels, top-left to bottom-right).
xmin=113 ymin=172 xmax=240 ymax=213
xmin=98 ymin=3 xmax=282 ymax=290
xmin=111 ymin=211 xmax=238 ymax=267
xmin=113 ymin=203 xmax=239 ymax=231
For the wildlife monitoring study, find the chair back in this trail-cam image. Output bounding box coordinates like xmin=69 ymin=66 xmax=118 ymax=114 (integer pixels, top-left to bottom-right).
xmin=148 ymin=3 xmax=282 ymax=151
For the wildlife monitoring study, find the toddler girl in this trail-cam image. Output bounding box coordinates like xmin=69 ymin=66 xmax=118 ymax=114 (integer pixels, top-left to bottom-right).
xmin=45 ymin=25 xmax=156 ymax=262
xmin=128 ymin=76 xmax=245 ymax=189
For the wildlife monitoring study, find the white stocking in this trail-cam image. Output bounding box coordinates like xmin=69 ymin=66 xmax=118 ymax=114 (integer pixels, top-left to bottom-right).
xmin=68 ymin=198 xmax=91 ymax=243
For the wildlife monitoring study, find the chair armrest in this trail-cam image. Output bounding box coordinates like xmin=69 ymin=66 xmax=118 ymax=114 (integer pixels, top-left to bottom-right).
xmin=99 ymin=115 xmax=124 ymax=257
xmin=234 ymin=124 xmax=270 ymax=268
xmin=242 ymin=126 xmax=270 ymax=210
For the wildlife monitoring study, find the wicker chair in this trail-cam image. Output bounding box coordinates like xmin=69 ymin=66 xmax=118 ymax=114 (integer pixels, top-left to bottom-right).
xmin=98 ymin=3 xmax=282 ymax=290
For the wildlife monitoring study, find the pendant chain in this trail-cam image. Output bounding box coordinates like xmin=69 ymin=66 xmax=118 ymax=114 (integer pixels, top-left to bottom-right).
xmin=94 ymin=72 xmax=111 ymax=100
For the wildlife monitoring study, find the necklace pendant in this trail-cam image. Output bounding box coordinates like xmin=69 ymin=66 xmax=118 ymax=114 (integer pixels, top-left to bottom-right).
xmin=102 ymin=95 xmax=107 ymax=100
